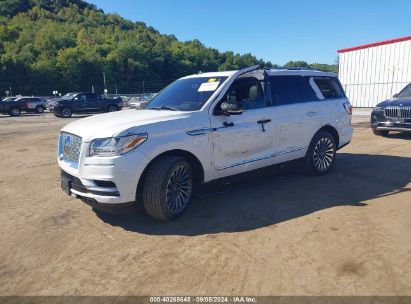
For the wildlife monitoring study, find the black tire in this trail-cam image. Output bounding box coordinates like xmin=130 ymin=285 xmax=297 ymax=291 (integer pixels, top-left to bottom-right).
xmin=305 ymin=131 xmax=336 ymax=176
xmin=9 ymin=107 xmax=21 ymax=117
xmin=35 ymin=105 xmax=45 ymax=113
xmin=373 ymin=129 xmax=389 ymax=136
xmin=107 ymin=105 xmax=118 ymax=112
xmin=61 ymin=107 xmax=72 ymax=118
xmin=142 ymin=156 xmax=193 ymax=221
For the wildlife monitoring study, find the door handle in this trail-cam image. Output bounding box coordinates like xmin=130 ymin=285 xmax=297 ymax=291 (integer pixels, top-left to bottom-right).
xmin=257 ymin=119 xmax=271 ymax=132
xmin=307 ymin=112 xmax=317 ymax=117
xmin=223 ymin=121 xmax=234 ymax=128
xmin=257 ymin=119 xmax=271 ymax=124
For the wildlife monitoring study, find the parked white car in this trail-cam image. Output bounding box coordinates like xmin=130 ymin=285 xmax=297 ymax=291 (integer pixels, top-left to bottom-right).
xmin=58 ymin=66 xmax=352 ymax=220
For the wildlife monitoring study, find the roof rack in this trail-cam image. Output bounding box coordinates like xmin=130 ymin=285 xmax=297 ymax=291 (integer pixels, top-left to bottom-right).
xmin=273 ymin=67 xmax=321 ymax=71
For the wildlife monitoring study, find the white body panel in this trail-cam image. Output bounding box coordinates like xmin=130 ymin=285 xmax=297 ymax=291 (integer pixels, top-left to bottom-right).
xmin=58 ymin=68 xmax=352 ymax=205
xmin=339 ymin=38 xmax=411 ymax=108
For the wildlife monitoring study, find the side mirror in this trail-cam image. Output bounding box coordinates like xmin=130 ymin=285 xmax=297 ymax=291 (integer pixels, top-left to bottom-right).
xmin=220 ymin=102 xmax=243 ymax=116
xmin=73 ymin=97 xmax=79 ymax=101
xmin=393 ymin=93 xmax=399 ymax=98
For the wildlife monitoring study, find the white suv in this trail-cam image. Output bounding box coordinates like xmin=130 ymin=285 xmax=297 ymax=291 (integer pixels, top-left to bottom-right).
xmin=58 ymin=66 xmax=352 ymax=221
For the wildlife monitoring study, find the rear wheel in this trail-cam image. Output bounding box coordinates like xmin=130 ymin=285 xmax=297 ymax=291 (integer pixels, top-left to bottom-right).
xmin=373 ymin=129 xmax=389 ymax=136
xmin=142 ymin=156 xmax=193 ymax=221
xmin=9 ymin=107 xmax=21 ymax=117
xmin=305 ymin=131 xmax=336 ymax=176
xmin=35 ymin=105 xmax=45 ymax=113
xmin=61 ymin=107 xmax=72 ymax=118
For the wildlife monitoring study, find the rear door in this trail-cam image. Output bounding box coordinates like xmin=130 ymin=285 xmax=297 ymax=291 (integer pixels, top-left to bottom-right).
xmin=269 ymin=75 xmax=323 ymax=158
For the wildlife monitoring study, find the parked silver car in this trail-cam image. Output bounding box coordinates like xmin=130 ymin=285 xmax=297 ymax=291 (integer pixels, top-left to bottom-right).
xmin=16 ymin=97 xmax=47 ymax=113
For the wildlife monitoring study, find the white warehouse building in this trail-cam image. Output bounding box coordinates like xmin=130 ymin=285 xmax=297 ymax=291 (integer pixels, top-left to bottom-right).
xmin=338 ymin=36 xmax=411 ymax=108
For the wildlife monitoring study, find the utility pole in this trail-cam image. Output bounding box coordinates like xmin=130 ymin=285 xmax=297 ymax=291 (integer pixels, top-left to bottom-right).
xmin=142 ymin=81 xmax=145 ymax=95
xmin=92 ymin=85 xmax=94 ymax=93
xmin=9 ymin=86 xmax=12 ymax=96
xmin=115 ymin=84 xmax=118 ymax=95
xmin=103 ymin=72 xmax=107 ymax=92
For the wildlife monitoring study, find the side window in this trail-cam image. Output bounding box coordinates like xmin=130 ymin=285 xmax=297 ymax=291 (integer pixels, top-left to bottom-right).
xmin=300 ymin=77 xmax=320 ymax=102
xmin=85 ymin=93 xmax=98 ymax=100
xmin=313 ymin=77 xmax=344 ymax=99
xmin=270 ymin=76 xmax=302 ymax=105
xmin=223 ymin=78 xmax=266 ymax=110
xmin=78 ymin=94 xmax=87 ymax=101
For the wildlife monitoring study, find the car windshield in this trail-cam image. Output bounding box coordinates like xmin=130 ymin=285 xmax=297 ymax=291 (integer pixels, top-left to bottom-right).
xmin=146 ymin=76 xmax=228 ymax=111
xmin=61 ymin=93 xmax=75 ymax=100
xmin=397 ymin=84 xmax=411 ymax=98
xmin=3 ymin=97 xmax=16 ymax=102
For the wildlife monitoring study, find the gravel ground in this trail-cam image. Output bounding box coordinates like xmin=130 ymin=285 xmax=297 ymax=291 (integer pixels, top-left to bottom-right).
xmin=0 ymin=112 xmax=410 ymax=296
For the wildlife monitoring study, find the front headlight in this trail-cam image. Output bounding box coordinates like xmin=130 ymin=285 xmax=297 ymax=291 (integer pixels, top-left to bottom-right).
xmin=373 ymin=106 xmax=384 ymax=112
xmin=89 ymin=133 xmax=148 ymax=157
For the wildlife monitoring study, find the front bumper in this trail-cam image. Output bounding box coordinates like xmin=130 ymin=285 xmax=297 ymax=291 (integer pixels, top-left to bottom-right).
xmin=60 ymin=170 xmax=125 ymax=204
xmin=58 ymin=137 xmax=150 ymax=205
xmin=371 ymin=110 xmax=411 ymax=132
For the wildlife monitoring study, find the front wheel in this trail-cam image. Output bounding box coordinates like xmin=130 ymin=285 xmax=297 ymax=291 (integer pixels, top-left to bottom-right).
xmin=305 ymin=131 xmax=336 ymax=176
xmin=142 ymin=156 xmax=193 ymax=221
xmin=60 ymin=107 xmax=72 ymax=118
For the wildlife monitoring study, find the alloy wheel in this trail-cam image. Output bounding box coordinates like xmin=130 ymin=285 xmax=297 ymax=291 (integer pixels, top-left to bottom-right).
xmin=62 ymin=108 xmax=71 ymax=117
xmin=165 ymin=165 xmax=192 ymax=214
xmin=313 ymin=137 xmax=335 ymax=172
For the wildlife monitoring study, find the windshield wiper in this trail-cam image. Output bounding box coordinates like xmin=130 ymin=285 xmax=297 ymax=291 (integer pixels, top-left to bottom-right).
xmin=150 ymin=106 xmax=178 ymax=111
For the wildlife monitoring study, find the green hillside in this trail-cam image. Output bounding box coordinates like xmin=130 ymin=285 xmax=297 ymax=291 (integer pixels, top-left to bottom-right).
xmin=0 ymin=0 xmax=337 ymax=96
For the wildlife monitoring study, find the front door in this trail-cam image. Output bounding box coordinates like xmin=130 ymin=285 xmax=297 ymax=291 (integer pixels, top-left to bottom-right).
xmin=210 ymin=75 xmax=275 ymax=170
xmin=84 ymin=93 xmax=100 ymax=112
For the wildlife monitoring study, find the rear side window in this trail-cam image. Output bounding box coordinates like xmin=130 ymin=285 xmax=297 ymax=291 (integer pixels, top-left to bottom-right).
xmin=313 ymin=77 xmax=344 ymax=99
xmin=270 ymin=76 xmax=319 ymax=105
xmin=300 ymin=77 xmax=319 ymax=102
xmin=84 ymin=93 xmax=98 ymax=99
xmin=270 ymin=76 xmax=302 ymax=105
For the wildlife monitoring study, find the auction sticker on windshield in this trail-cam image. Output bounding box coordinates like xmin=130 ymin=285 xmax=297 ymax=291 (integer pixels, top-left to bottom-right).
xmin=198 ymin=81 xmax=220 ymax=92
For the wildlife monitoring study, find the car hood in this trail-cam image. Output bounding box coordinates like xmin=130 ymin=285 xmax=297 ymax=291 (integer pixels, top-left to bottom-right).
xmin=48 ymin=98 xmax=67 ymax=106
xmin=61 ymin=109 xmax=191 ymax=142
xmin=377 ymin=98 xmax=411 ymax=107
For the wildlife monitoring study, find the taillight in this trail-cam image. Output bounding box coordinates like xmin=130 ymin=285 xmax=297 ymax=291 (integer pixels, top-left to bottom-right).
xmin=343 ymin=102 xmax=352 ymax=115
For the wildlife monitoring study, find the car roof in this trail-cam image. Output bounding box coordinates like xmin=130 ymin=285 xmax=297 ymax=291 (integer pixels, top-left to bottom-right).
xmin=267 ymin=69 xmax=337 ymax=77
xmin=181 ymin=68 xmax=337 ymax=80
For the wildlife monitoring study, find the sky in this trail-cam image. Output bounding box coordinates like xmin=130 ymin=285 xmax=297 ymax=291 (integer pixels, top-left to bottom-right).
xmin=88 ymin=0 xmax=411 ymax=65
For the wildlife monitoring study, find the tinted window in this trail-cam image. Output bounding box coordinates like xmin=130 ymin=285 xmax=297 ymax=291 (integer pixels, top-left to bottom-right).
xmin=398 ymin=83 xmax=411 ymax=98
xmin=313 ymin=77 xmax=344 ymax=99
xmin=270 ymin=76 xmax=302 ymax=105
xmin=83 ymin=93 xmax=97 ymax=99
xmin=77 ymin=94 xmax=87 ymax=101
xmin=301 ymin=77 xmax=320 ymax=102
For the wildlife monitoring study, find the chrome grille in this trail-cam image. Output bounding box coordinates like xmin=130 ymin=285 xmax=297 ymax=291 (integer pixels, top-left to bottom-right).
xmin=384 ymin=107 xmax=399 ymax=119
xmin=60 ymin=132 xmax=82 ymax=163
xmin=400 ymin=106 xmax=411 ymax=119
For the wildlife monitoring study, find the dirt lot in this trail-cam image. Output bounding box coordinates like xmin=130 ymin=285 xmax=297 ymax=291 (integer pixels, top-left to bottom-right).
xmin=0 ymin=113 xmax=410 ymax=296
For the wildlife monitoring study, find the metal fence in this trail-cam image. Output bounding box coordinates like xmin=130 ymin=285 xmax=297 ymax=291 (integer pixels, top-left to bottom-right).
xmin=0 ymin=79 xmax=174 ymax=99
